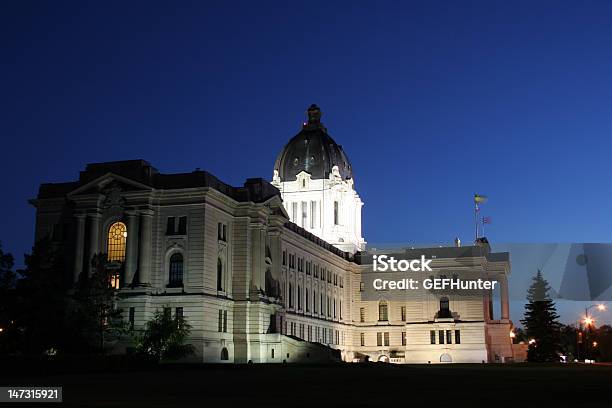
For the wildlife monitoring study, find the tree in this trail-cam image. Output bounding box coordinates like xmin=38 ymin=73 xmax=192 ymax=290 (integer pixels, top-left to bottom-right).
xmin=71 ymin=254 xmax=128 ymax=353
xmin=15 ymin=238 xmax=69 ymax=354
xmin=559 ymin=324 xmax=579 ymax=361
xmin=593 ymin=325 xmax=612 ymax=362
xmin=0 ymin=243 xmax=19 ymax=354
xmin=136 ymin=308 xmax=194 ymax=362
xmin=521 ymin=270 xmax=562 ymax=362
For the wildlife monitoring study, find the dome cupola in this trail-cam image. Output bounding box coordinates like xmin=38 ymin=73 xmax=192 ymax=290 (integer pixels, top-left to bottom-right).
xmin=273 ymin=104 xmax=353 ymax=182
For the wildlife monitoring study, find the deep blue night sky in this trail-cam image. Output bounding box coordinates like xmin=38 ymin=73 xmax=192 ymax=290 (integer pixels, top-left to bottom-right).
xmin=2 ymin=0 xmax=612 ymax=271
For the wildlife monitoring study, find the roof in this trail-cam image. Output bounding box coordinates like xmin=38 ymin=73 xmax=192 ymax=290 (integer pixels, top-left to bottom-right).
xmin=36 ymin=160 xmax=280 ymax=204
xmin=273 ymin=104 xmax=353 ymax=182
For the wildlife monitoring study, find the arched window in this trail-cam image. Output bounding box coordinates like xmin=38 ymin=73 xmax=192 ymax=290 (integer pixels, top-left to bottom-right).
xmin=220 ymin=347 xmax=229 ymax=361
xmin=217 ymin=258 xmax=224 ymax=291
xmin=439 ymin=296 xmax=451 ymax=318
xmin=168 ymin=253 xmax=184 ymax=287
xmin=107 ymin=221 xmax=127 ymax=262
xmin=378 ymin=301 xmax=388 ymax=321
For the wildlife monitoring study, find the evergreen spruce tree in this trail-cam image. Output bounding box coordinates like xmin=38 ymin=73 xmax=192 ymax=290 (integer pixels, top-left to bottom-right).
xmin=521 ymin=270 xmax=562 ymax=362
xmin=72 ymin=254 xmax=128 ymax=353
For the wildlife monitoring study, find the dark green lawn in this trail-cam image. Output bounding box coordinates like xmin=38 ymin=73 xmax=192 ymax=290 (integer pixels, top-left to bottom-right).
xmin=5 ymin=363 xmax=612 ymax=407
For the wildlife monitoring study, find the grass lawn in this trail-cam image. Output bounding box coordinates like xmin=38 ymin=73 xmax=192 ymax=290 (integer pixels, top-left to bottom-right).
xmin=5 ymin=363 xmax=612 ymax=407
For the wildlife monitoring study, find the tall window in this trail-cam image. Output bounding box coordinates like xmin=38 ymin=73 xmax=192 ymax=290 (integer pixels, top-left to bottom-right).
xmin=378 ymin=301 xmax=388 ymax=321
xmin=439 ymin=330 xmax=445 ymax=344
xmin=333 ymin=201 xmax=339 ymax=225
xmin=166 ymin=217 xmax=176 ymax=235
xmin=177 ymin=216 xmax=187 ymax=235
xmin=360 ymin=332 xmax=365 ymax=346
xmin=377 ymin=332 xmax=383 ymax=346
xmin=310 ymin=201 xmax=316 ymax=229
xmin=168 ymin=253 xmax=184 ymax=287
xmin=360 ymin=307 xmax=365 ymax=322
xmin=320 ymin=293 xmax=324 ymax=315
xmin=401 ymin=306 xmax=406 ymax=322
xmin=384 ymin=332 xmax=389 ymax=346
xmin=333 ymin=299 xmax=336 ymax=318
xmin=217 ymin=222 xmax=227 ymax=241
xmin=430 ymin=330 xmax=436 ymax=344
xmin=402 ymin=331 xmax=407 ymax=346
xmin=455 ymin=330 xmax=461 ymax=344
xmin=107 ymin=221 xmax=127 ymax=262
xmin=217 ymin=258 xmax=224 ymax=291
xmin=301 ymin=201 xmax=307 ymax=227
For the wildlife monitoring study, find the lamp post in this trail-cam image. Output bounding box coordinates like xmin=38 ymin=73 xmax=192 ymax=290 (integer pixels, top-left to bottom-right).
xmin=582 ymin=304 xmax=606 ymax=361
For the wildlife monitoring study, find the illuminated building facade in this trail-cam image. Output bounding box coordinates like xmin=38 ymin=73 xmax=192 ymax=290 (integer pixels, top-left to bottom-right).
xmin=30 ymin=106 xmax=516 ymax=363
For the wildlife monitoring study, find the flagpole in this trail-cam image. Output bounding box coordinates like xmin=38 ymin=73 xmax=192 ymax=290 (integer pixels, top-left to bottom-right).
xmin=474 ymin=199 xmax=479 ymax=241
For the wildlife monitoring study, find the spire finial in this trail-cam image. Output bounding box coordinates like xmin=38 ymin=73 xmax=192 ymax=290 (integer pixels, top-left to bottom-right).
xmin=307 ymin=104 xmax=321 ymax=124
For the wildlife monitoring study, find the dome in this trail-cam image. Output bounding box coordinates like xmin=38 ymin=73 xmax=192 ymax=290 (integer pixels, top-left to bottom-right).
xmin=274 ymin=104 xmax=353 ymax=182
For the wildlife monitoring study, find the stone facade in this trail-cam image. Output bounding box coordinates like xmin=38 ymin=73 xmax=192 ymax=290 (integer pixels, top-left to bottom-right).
xmin=30 ymin=159 xmax=515 ymax=364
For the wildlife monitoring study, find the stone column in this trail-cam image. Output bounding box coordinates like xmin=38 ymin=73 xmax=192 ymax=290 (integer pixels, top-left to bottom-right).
xmin=500 ymin=275 xmax=510 ymax=320
xmin=483 ymin=289 xmax=491 ymax=321
xmin=73 ymin=214 xmax=86 ymax=284
xmin=124 ymin=211 xmax=139 ymax=287
xmin=137 ymin=210 xmax=153 ymax=285
xmin=249 ymin=221 xmax=264 ymax=298
xmin=88 ymin=212 xmax=101 ymax=276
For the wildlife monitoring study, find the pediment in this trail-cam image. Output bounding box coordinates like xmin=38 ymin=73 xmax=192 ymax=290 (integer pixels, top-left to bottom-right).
xmin=264 ymin=194 xmax=289 ymax=219
xmin=67 ymin=172 xmax=153 ymax=197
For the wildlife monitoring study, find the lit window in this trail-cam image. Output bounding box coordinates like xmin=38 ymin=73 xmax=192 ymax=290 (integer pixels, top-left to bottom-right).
xmin=109 ymin=273 xmax=120 ymax=290
xmin=107 ymin=221 xmax=127 ymax=262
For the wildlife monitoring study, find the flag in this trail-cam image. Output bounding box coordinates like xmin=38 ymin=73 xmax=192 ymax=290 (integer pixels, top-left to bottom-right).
xmin=482 ymin=216 xmax=492 ymax=224
xmin=474 ymin=194 xmax=488 ymax=204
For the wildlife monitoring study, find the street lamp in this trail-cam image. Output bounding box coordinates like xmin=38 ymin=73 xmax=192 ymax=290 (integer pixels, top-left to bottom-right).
xmin=583 ymin=303 xmax=606 ymax=361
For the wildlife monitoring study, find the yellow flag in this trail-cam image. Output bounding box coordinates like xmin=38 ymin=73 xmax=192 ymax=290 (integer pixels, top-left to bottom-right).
xmin=474 ymin=194 xmax=488 ymax=204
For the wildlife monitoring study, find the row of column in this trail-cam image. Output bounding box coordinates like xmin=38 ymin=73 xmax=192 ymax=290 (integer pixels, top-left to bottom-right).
xmin=72 ymin=209 xmax=153 ymax=287
xmin=484 ymin=275 xmax=510 ymax=321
